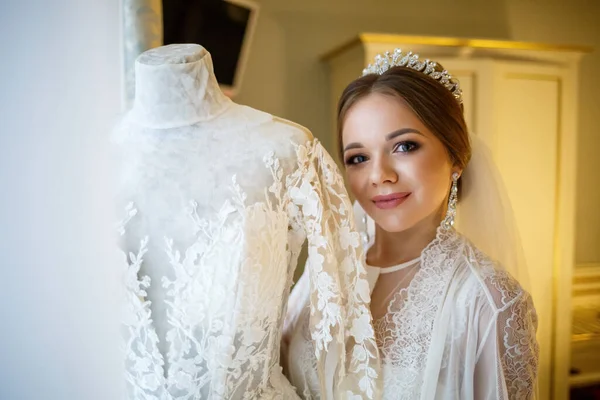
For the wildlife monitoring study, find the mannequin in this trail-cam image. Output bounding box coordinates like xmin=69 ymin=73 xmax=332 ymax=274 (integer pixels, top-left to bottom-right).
xmin=114 ymin=44 xmax=380 ymax=400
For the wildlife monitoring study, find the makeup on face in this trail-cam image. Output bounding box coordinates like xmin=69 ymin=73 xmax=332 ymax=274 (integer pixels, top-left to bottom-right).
xmin=341 ymin=93 xmax=455 ymax=234
xmin=372 ymin=192 xmax=411 ymax=209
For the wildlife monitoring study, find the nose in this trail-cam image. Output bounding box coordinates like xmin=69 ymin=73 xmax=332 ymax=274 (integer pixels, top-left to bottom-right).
xmin=369 ymin=155 xmax=398 ymax=186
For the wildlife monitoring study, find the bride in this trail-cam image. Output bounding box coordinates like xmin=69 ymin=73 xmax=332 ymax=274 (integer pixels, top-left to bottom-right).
xmin=283 ymin=49 xmax=539 ymax=399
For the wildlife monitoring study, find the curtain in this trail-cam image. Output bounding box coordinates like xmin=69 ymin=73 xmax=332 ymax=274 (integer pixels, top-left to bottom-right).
xmin=122 ymin=0 xmax=163 ymax=109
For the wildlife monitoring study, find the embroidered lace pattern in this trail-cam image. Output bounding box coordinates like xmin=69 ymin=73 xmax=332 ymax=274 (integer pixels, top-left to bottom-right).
xmin=479 ymin=252 xmax=540 ymax=400
xmin=374 ymin=231 xmax=539 ymax=399
xmin=373 ymin=227 xmax=461 ymax=398
xmin=117 ymin=139 xmax=379 ymax=399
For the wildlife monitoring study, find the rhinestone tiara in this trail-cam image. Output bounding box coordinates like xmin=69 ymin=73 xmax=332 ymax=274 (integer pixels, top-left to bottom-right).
xmin=362 ymin=48 xmax=463 ymax=105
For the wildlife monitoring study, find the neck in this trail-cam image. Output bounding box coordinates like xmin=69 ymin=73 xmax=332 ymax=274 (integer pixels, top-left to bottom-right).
xmin=129 ymin=44 xmax=231 ymax=129
xmin=367 ymin=206 xmax=444 ymax=268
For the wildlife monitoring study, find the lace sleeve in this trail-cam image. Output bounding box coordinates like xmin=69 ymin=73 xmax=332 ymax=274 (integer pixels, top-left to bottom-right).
xmin=286 ymin=139 xmax=380 ymax=400
xmin=498 ymin=291 xmax=539 ymax=400
xmin=477 ymin=269 xmax=539 ymax=400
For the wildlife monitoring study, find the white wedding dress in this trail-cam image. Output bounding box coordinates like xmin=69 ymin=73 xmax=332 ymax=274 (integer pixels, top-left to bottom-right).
xmin=285 ymin=204 xmax=539 ymax=400
xmin=114 ymin=44 xmax=380 ymax=400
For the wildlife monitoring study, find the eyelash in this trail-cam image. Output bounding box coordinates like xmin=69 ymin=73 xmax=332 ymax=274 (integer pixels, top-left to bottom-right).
xmin=345 ymin=154 xmax=367 ymax=165
xmin=344 ymin=141 xmax=420 ymax=165
xmin=394 ymin=141 xmax=420 ymax=153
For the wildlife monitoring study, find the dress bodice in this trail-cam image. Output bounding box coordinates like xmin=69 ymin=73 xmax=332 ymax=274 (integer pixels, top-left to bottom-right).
xmin=285 ymin=227 xmax=539 ymax=400
xmin=115 ymin=106 xmax=380 ymax=399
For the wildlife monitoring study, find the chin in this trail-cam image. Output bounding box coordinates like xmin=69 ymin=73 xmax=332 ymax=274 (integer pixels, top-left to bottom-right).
xmin=370 ymin=209 xmax=420 ymax=234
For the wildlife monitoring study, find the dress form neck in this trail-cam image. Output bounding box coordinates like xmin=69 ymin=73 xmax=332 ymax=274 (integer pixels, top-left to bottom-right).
xmin=129 ymin=44 xmax=231 ymax=129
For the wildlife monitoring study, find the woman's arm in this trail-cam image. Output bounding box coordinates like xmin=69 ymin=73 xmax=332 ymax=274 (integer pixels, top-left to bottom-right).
xmin=475 ymin=290 xmax=539 ymax=400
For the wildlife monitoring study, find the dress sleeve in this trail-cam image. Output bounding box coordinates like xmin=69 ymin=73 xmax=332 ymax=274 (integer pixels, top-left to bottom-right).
xmin=498 ymin=291 xmax=539 ymax=400
xmin=475 ymin=272 xmax=539 ymax=400
xmin=286 ymin=139 xmax=381 ymax=400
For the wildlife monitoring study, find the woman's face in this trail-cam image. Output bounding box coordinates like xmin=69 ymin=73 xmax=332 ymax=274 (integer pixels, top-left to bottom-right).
xmin=342 ymin=92 xmax=459 ymax=233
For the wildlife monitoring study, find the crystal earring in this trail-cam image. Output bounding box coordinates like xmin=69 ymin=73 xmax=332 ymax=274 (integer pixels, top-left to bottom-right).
xmin=442 ymin=172 xmax=459 ymax=230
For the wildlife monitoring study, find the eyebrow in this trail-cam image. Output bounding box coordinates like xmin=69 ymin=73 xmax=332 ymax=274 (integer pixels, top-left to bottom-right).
xmin=343 ymin=128 xmax=424 ymax=153
xmin=386 ymin=128 xmax=424 ymax=140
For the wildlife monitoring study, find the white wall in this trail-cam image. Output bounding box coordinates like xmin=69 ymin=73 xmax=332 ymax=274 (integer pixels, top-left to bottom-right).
xmin=237 ymin=0 xmax=600 ymax=264
xmin=0 ymin=1 xmax=124 ymax=399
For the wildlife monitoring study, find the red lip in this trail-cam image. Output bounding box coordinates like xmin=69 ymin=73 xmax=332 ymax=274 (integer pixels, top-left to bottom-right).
xmin=372 ymin=192 xmax=411 ymax=209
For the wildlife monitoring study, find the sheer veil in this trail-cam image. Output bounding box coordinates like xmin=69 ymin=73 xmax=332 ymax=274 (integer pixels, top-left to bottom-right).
xmin=456 ymin=134 xmax=530 ymax=289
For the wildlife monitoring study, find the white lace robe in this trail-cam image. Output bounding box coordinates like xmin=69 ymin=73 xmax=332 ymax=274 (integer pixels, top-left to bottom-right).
xmin=285 ymin=225 xmax=539 ymax=400
xmin=115 ymin=104 xmax=380 ymax=399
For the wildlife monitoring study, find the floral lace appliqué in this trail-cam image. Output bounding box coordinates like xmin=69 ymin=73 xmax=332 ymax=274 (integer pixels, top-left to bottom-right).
xmin=119 ymin=139 xmax=380 ymax=399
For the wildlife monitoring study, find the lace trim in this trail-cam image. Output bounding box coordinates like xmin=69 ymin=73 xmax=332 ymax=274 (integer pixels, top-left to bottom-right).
xmin=479 ymin=262 xmax=539 ymax=400
xmin=374 ymin=227 xmax=462 ymax=397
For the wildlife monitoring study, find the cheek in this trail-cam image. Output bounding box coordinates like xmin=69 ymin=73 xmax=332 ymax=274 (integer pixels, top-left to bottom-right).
xmin=407 ymin=154 xmax=452 ymax=204
xmin=345 ymin=168 xmax=368 ymax=201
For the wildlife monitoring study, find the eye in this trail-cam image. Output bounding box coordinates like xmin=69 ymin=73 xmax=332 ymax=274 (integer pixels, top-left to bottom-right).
xmin=393 ymin=141 xmax=420 ymax=153
xmin=345 ymin=154 xmax=368 ymax=165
